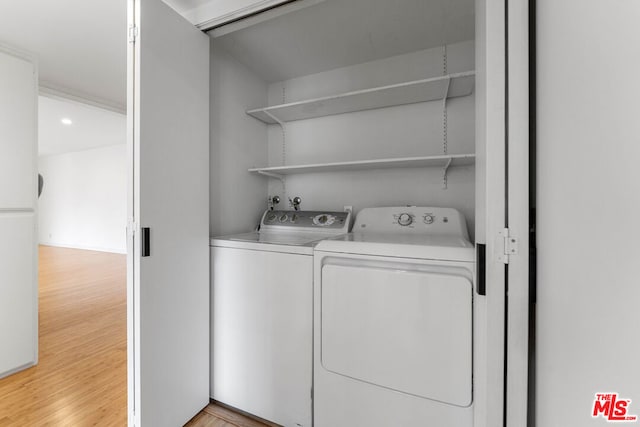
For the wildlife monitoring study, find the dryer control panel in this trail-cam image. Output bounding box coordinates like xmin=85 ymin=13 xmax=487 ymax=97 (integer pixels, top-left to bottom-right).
xmin=353 ymin=206 xmax=469 ymax=239
xmin=261 ymin=210 xmax=351 ymax=233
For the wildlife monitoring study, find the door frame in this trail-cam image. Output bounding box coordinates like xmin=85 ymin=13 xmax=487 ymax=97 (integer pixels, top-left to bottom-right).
xmin=123 ymin=0 xmax=532 ymax=424
xmin=127 ymin=0 xmax=140 ymax=426
xmin=125 ymin=1 xmax=137 ymax=425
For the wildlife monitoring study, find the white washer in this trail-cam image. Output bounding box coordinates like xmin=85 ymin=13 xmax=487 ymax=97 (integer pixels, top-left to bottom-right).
xmin=210 ymin=210 xmax=351 ymax=427
xmin=313 ymin=207 xmax=475 ymax=427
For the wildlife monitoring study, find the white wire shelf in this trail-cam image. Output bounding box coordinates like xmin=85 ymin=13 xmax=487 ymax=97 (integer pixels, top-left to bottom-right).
xmin=248 ymin=154 xmax=475 ymax=178
xmin=246 ymin=71 xmax=476 ymax=124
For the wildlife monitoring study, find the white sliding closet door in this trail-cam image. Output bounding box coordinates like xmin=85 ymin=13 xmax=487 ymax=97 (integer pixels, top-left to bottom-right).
xmin=127 ymin=0 xmax=210 ymax=425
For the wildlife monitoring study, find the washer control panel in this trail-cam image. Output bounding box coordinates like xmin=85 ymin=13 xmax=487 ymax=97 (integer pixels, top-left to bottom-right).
xmin=261 ymin=210 xmax=351 ymax=232
xmin=354 ymin=206 xmax=469 ymax=238
xmin=313 ymin=213 xmax=337 ymax=226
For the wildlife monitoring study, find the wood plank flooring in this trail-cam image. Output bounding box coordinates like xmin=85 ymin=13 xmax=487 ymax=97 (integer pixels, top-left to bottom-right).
xmin=0 ymin=246 xmax=128 ymax=426
xmin=186 ymin=404 xmax=276 ymax=427
xmin=0 ymin=246 xmax=270 ymax=427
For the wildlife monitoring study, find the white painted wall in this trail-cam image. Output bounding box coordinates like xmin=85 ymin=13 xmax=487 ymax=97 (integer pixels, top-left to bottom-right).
xmin=209 ymin=40 xmax=475 ymax=239
xmin=536 ymin=1 xmax=640 ymax=426
xmin=209 ymin=43 xmax=268 ymax=236
xmin=38 ymin=144 xmax=127 ymax=253
xmin=267 ymin=41 xmax=476 ymax=238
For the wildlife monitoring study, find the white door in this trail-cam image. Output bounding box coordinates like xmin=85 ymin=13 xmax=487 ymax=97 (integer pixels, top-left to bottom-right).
xmin=476 ymin=0 xmax=531 ymax=425
xmin=474 ymin=0 xmax=507 ymax=425
xmin=0 ymin=45 xmax=38 ymax=379
xmin=127 ymin=0 xmax=210 ymax=425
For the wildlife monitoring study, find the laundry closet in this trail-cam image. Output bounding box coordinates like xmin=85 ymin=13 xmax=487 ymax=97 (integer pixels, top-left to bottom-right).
xmin=208 ymin=0 xmax=476 ymax=240
xmin=126 ymin=0 xmax=528 ymax=426
xmin=208 ymin=3 xmax=481 ymax=426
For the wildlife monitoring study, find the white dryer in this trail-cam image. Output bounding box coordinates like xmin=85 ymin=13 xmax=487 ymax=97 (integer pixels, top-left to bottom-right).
xmin=210 ymin=210 xmax=351 ymax=427
xmin=313 ymin=207 xmax=475 ymax=427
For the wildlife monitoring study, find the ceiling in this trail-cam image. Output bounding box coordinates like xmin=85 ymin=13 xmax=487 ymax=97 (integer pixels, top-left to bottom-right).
xmin=1 ymin=0 xmax=474 ymax=147
xmin=0 ymin=0 xmax=272 ymax=110
xmin=213 ymin=0 xmax=474 ymax=82
xmin=164 ymin=0 xmax=217 ymax=14
xmin=0 ymin=0 xmax=474 ymax=108
xmin=39 ymin=96 xmax=126 ymax=157
xmin=0 ymin=0 xmax=127 ymax=110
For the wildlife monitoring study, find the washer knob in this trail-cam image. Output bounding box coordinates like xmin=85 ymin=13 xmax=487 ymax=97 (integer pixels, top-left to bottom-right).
xmin=313 ymin=214 xmax=335 ymax=226
xmin=279 ymin=213 xmax=288 ymax=223
xmin=423 ymin=214 xmax=435 ymax=224
xmin=398 ymin=213 xmax=413 ymax=226
xmin=266 ymin=213 xmax=277 ymax=222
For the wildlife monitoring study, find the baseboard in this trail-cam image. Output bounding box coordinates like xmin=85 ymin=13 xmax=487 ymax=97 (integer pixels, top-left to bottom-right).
xmin=0 ymin=360 xmax=36 ymax=380
xmin=39 ymin=241 xmax=126 ymax=255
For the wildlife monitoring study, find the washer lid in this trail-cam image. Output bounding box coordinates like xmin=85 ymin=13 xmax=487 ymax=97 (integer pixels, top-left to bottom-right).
xmin=221 ymin=231 xmax=330 ymax=246
xmin=315 ymin=232 xmax=475 ymax=262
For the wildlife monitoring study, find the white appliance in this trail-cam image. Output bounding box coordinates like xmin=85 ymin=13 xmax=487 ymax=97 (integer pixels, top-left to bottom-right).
xmin=313 ymin=206 xmax=475 ymax=426
xmin=0 ymin=45 xmax=38 ymax=379
xmin=210 ymin=209 xmax=351 ymax=427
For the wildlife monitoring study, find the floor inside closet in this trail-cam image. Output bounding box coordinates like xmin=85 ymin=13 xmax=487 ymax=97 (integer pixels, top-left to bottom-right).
xmin=0 ymin=246 xmax=261 ymax=427
xmin=186 ymin=404 xmax=275 ymax=427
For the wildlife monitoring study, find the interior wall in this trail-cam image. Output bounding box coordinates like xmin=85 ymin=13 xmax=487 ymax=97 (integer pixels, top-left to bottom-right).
xmin=209 ymin=42 xmax=268 ymax=236
xmin=38 ymin=144 xmax=126 ymax=253
xmin=536 ymin=1 xmax=640 ymax=426
xmin=266 ymin=40 xmax=476 ymax=238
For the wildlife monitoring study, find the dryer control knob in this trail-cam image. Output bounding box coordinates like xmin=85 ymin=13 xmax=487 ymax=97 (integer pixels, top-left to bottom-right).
xmin=398 ymin=213 xmax=413 ymax=226
xmin=423 ymin=214 xmax=435 ymax=225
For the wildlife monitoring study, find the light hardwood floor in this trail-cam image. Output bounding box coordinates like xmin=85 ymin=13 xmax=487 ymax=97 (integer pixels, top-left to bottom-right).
xmin=0 ymin=246 xmax=269 ymax=427
xmin=186 ymin=404 xmax=277 ymax=427
xmin=0 ymin=246 xmax=128 ymax=426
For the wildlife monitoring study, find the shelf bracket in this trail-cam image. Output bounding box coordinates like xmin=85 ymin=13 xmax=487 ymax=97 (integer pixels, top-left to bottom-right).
xmin=256 ymin=170 xmax=286 ymax=183
xmin=442 ymin=157 xmax=453 ymax=189
xmin=442 ymin=76 xmax=452 ymax=101
xmin=263 ymin=109 xmax=285 ymax=128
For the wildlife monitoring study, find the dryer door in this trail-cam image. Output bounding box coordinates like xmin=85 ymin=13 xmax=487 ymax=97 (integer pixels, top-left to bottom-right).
xmin=320 ymin=257 xmax=473 ymax=407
